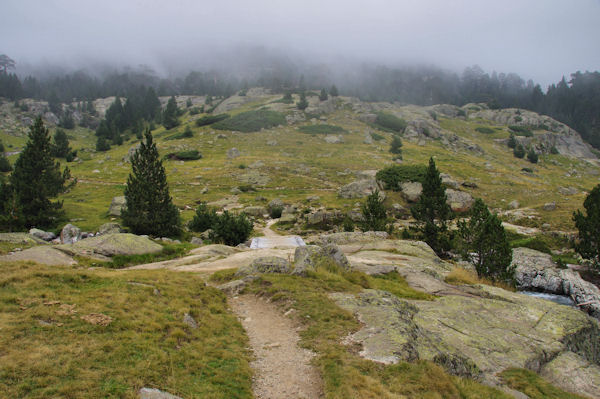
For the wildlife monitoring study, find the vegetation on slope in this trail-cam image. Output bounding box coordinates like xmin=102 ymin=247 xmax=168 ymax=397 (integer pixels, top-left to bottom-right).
xmin=213 ymin=110 xmax=285 ymax=132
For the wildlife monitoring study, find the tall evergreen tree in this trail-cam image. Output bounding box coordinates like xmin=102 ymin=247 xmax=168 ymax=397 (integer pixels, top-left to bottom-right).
xmin=51 ymin=128 xmax=73 ymax=158
xmin=162 ymin=96 xmax=179 ymax=129
xmin=389 ymin=135 xmax=403 ymax=155
xmin=0 ymin=140 xmax=11 ymax=172
xmin=1 ymin=117 xmax=72 ymax=230
xmin=360 ymin=189 xmax=388 ymax=232
xmin=122 ymin=130 xmax=181 ymax=236
xmin=573 ymin=184 xmax=600 ymax=267
xmin=411 ymin=157 xmax=452 ymax=255
xmin=457 ymin=199 xmax=514 ymax=282
xmin=330 ymin=84 xmax=339 ymax=97
xmin=319 ymin=88 xmax=328 ymax=101
xmin=296 ymin=92 xmax=308 ymax=110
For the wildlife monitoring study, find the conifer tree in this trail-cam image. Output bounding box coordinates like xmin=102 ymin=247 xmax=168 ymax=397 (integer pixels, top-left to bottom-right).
xmin=122 ymin=129 xmax=181 ymax=236
xmin=319 ymin=88 xmax=328 ymax=101
xmin=389 ymin=135 xmax=403 ymax=155
xmin=527 ymin=147 xmax=539 ymax=163
xmin=360 ymin=189 xmax=388 ymax=232
xmin=296 ymin=92 xmax=308 ymax=110
xmin=0 ymin=140 xmax=11 ymax=172
xmin=330 ymin=84 xmax=339 ymax=97
xmin=162 ymin=96 xmax=179 ymax=129
xmin=1 ymin=117 xmax=72 ymax=230
xmin=51 ymin=128 xmax=73 ymax=158
xmin=457 ymin=198 xmax=514 ymax=282
xmin=507 ymin=133 xmax=517 ymax=149
xmin=411 ymin=157 xmax=452 ymax=255
xmin=573 ymin=184 xmax=600 ymax=267
xmin=513 ymin=143 xmax=525 ymax=158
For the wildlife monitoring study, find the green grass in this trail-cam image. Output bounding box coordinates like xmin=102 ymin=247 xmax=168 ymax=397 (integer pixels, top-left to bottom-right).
xmin=0 ymin=262 xmax=252 ymax=398
xmin=213 ymin=110 xmax=285 ymax=132
xmin=500 ymin=369 xmax=589 ymax=399
xmin=297 ymin=124 xmax=348 ymax=135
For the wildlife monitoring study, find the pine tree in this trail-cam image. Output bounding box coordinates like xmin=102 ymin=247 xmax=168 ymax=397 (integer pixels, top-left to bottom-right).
xmin=330 ymin=85 xmax=339 ymax=97
xmin=2 ymin=117 xmax=72 ymax=230
xmin=458 ymin=198 xmax=514 ymax=282
xmin=122 ymin=130 xmax=181 ymax=237
xmin=319 ymin=88 xmax=328 ymax=101
xmin=513 ymin=143 xmax=525 ymax=158
xmin=0 ymin=140 xmax=11 ymax=172
xmin=51 ymin=128 xmax=73 ymax=158
xmin=573 ymin=184 xmax=600 ymax=267
xmin=296 ymin=92 xmax=308 ymax=111
xmin=527 ymin=147 xmax=539 ymax=163
xmin=163 ymin=96 xmax=179 ymax=129
xmin=411 ymin=157 xmax=452 ymax=255
xmin=507 ymin=133 xmax=517 ymax=149
xmin=360 ymin=189 xmax=388 ymax=232
xmin=389 ymin=135 xmax=403 ymax=155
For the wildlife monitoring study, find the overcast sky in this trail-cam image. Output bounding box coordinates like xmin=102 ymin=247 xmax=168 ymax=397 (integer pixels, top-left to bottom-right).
xmin=1 ymin=0 xmax=599 ymax=86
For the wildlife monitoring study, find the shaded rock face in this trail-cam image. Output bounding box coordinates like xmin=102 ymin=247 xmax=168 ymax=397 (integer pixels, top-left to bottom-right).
xmin=60 ymin=224 xmax=82 ymax=244
xmin=338 ymin=178 xmax=383 ymax=199
xmin=56 ymin=233 xmax=162 ymax=260
xmin=331 ymin=287 xmax=600 ymax=396
xmin=236 ymin=256 xmax=292 ymax=277
xmin=513 ymin=247 xmax=600 ymax=319
xmin=108 ymin=196 xmax=126 ymax=217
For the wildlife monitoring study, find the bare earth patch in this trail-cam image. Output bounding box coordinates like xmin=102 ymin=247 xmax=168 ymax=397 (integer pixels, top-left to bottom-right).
xmin=229 ymin=295 xmax=323 ymax=399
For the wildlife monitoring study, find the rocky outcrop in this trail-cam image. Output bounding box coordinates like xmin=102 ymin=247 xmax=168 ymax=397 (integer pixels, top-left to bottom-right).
xmin=0 ymin=246 xmax=77 ymax=266
xmin=56 ymin=233 xmax=162 ymax=260
xmin=236 ymin=256 xmax=292 ymax=277
xmin=97 ymin=222 xmax=123 ymax=235
xmin=324 ymin=135 xmax=343 ymax=144
xmin=338 ymin=178 xmax=383 ymax=199
xmin=60 ymin=224 xmax=82 ymax=244
xmin=512 ymin=248 xmax=600 ymax=319
xmin=29 ymin=228 xmax=56 ymax=241
xmin=331 ymin=287 xmax=600 ymax=396
xmin=400 ymin=182 xmax=422 ymax=202
xmin=445 ymin=189 xmax=474 ymax=212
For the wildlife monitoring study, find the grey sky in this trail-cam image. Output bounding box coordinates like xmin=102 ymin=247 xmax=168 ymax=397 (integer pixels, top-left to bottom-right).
xmin=1 ymin=0 xmax=599 ymax=86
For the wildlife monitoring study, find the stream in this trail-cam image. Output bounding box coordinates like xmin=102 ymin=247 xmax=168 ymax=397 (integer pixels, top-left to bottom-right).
xmin=520 ymin=291 xmax=576 ymax=307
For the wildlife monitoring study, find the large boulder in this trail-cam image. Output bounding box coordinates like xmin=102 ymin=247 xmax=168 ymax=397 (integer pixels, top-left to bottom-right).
xmin=338 ymin=178 xmax=383 ymax=199
xmin=0 ymin=246 xmax=77 ymax=266
xmin=0 ymin=232 xmax=47 ymax=245
xmin=292 ymin=244 xmax=350 ymax=275
xmin=512 ymin=247 xmax=600 ymax=319
xmin=29 ymin=228 xmax=56 ymax=241
xmin=400 ymin=182 xmax=422 ymax=202
xmin=331 ymin=287 xmax=600 ymax=396
xmin=236 ymin=256 xmax=292 ymax=277
xmin=56 ymin=233 xmax=162 ymax=260
xmin=108 ymin=196 xmax=126 ymax=217
xmin=445 ymin=189 xmax=474 ymax=213
xmin=60 ymin=224 xmax=82 ymax=244
xmin=243 ymin=206 xmax=267 ymax=218
xmin=97 ymin=222 xmax=123 ymax=235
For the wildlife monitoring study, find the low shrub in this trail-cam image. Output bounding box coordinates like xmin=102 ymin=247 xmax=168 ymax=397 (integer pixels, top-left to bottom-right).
xmin=475 ymin=126 xmax=495 ymax=134
xmin=376 ymin=164 xmax=428 ymax=191
xmin=213 ymin=110 xmax=286 ymax=132
xmin=372 ymin=112 xmax=407 ymax=133
xmin=298 ymin=124 xmax=347 ymax=134
xmin=188 ymin=202 xmax=218 ymax=232
xmin=195 ymin=113 xmax=230 ymax=127
xmin=165 ymin=150 xmax=202 ymax=161
xmin=269 ymin=205 xmax=283 ymax=219
xmin=211 ymin=211 xmax=253 ymax=246
xmin=509 ymin=125 xmax=533 ymax=137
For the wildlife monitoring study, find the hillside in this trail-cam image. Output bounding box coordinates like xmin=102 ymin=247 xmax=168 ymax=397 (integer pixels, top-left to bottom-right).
xmin=1 ymin=90 xmax=600 ymax=398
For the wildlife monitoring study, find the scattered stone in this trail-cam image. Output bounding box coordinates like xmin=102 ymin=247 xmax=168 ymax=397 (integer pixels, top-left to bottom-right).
xmin=227 ymin=147 xmax=241 ymax=159
xmin=543 ymin=202 xmax=557 ymax=211
xmin=190 ymin=237 xmax=203 ymax=245
xmin=243 ymin=206 xmax=267 ymax=217
xmin=108 ymin=196 xmax=126 ymax=216
xmin=508 ymin=200 xmax=520 ymax=210
xmin=81 ymin=313 xmax=112 ymax=326
xmin=29 ymin=228 xmax=56 ymax=241
xmin=60 ymin=224 xmax=82 ymax=244
xmin=268 ymin=198 xmax=284 ymax=211
xmin=558 ymin=187 xmax=579 ymax=196
xmin=440 ymin=173 xmax=460 ymax=189
xmin=139 ymin=387 xmax=183 ymax=399
xmin=123 ymin=144 xmax=140 ymax=162
xmin=324 ymin=135 xmax=343 ymax=144
xmin=338 ymin=178 xmax=383 ymax=199
xmin=183 ymin=313 xmax=198 ymax=329
xmin=461 ymin=181 xmax=478 ymax=189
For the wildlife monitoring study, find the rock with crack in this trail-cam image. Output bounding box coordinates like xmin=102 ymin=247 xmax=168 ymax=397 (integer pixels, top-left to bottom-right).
xmin=331 ymin=288 xmax=600 ymax=397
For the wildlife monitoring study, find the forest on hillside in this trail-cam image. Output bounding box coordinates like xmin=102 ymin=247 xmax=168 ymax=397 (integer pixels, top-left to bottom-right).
xmin=1 ymin=54 xmax=599 ymax=149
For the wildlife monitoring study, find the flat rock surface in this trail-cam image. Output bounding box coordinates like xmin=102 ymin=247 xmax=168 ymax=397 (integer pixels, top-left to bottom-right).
xmin=56 ymin=233 xmax=162 ymax=259
xmin=229 ymin=295 xmax=322 ymax=399
xmin=0 ymin=246 xmax=77 ymax=266
xmin=331 ymin=288 xmax=600 ymax=397
xmin=250 ymin=236 xmax=306 ymax=249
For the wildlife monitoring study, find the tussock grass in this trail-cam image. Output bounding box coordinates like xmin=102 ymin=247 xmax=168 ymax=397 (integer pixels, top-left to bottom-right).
xmin=445 ymin=267 xmax=516 ymax=291
xmin=0 ymin=262 xmax=252 ymax=398
xmin=501 ymin=368 xmax=589 ymax=399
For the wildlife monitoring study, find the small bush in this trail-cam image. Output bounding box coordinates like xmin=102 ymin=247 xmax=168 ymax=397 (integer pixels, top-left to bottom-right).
xmin=514 ymin=116 xmax=523 ymax=122
xmin=297 ymin=124 xmax=347 ymax=134
xmin=211 ymin=211 xmax=253 ymax=246
xmin=527 ymin=148 xmax=539 ymax=163
xmin=507 ymin=133 xmax=517 ymax=149
xmin=188 ymin=202 xmax=218 ymax=232
xmin=550 ymin=146 xmax=559 ymax=155
xmin=195 ymin=113 xmax=230 ymax=127
xmin=457 ymin=109 xmax=466 ymax=117
xmin=213 ymin=110 xmax=285 ymax=132
xmin=166 ymin=126 xmax=194 ymax=140
xmin=373 ymin=112 xmax=407 ymax=133
xmin=475 ymin=126 xmax=495 ymax=134
xmin=238 ymin=185 xmax=256 ymax=192
xmin=269 ymin=206 xmax=283 ymax=219
xmin=342 ymin=216 xmax=355 ymax=232
xmin=513 ymin=144 xmax=526 ymax=158
xmin=509 ymin=125 xmax=533 ymax=137
xmin=376 ymin=164 xmax=428 ymax=191
xmin=371 ymin=132 xmax=384 ymax=141
xmin=165 ymin=150 xmax=202 ymax=161
xmin=521 ymin=167 xmax=534 ymax=173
